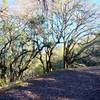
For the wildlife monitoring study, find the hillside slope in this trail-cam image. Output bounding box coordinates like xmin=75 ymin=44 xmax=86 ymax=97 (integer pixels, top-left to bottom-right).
xmin=0 ymin=67 xmax=100 ymax=100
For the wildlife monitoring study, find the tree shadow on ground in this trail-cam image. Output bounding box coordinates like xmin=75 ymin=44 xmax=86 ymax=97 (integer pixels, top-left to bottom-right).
xmin=0 ymin=67 xmax=100 ymax=100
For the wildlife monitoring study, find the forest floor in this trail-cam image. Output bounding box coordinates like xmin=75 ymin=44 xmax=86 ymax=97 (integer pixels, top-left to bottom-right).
xmin=0 ymin=67 xmax=100 ymax=100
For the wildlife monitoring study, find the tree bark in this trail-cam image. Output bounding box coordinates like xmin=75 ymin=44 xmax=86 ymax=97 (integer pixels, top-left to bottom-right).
xmin=10 ymin=64 xmax=14 ymax=82
xmin=63 ymin=41 xmax=66 ymax=69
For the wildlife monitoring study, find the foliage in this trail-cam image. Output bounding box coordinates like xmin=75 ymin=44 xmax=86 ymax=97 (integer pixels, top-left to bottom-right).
xmin=0 ymin=79 xmax=6 ymax=86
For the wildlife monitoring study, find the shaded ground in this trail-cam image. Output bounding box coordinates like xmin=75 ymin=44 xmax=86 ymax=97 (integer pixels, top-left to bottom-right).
xmin=0 ymin=67 xmax=100 ymax=100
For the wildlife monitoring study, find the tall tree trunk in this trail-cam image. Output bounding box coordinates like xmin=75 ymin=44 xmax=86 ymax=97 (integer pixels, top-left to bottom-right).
xmin=10 ymin=64 xmax=14 ymax=82
xmin=46 ymin=52 xmax=49 ymax=73
xmin=1 ymin=64 xmax=7 ymax=82
xmin=63 ymin=41 xmax=66 ymax=69
xmin=17 ymin=71 xmax=23 ymax=80
xmin=46 ymin=61 xmax=49 ymax=73
xmin=45 ymin=49 xmax=53 ymax=73
xmin=39 ymin=52 xmax=46 ymax=74
xmin=48 ymin=54 xmax=52 ymax=71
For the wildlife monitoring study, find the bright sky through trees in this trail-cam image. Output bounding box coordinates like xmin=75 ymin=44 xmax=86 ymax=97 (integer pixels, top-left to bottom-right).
xmin=0 ymin=0 xmax=100 ymax=7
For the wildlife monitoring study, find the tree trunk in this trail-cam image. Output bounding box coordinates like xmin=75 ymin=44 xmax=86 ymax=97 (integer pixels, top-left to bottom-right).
xmin=10 ymin=64 xmax=14 ymax=82
xmin=45 ymin=50 xmax=52 ymax=73
xmin=65 ymin=61 xmax=69 ymax=69
xmin=63 ymin=41 xmax=66 ymax=69
xmin=1 ymin=65 xmax=7 ymax=82
xmin=17 ymin=71 xmax=23 ymax=80
xmin=48 ymin=59 xmax=52 ymax=71
xmin=39 ymin=52 xmax=46 ymax=74
xmin=46 ymin=61 xmax=49 ymax=73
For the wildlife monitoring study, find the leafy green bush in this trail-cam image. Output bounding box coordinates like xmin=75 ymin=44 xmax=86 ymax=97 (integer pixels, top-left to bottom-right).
xmin=0 ymin=79 xmax=6 ymax=86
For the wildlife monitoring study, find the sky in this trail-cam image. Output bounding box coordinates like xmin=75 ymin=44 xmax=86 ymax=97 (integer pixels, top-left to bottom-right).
xmin=90 ymin=0 xmax=100 ymax=4
xmin=0 ymin=0 xmax=100 ymax=8
xmin=9 ymin=0 xmax=100 ymax=5
xmin=12 ymin=0 xmax=100 ymax=4
xmin=8 ymin=0 xmax=15 ymax=5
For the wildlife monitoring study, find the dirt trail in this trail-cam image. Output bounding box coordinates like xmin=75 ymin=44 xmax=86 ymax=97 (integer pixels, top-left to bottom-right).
xmin=0 ymin=67 xmax=100 ymax=100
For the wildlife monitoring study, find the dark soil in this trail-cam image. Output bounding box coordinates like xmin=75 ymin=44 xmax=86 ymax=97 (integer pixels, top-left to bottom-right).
xmin=0 ymin=67 xmax=100 ymax=100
